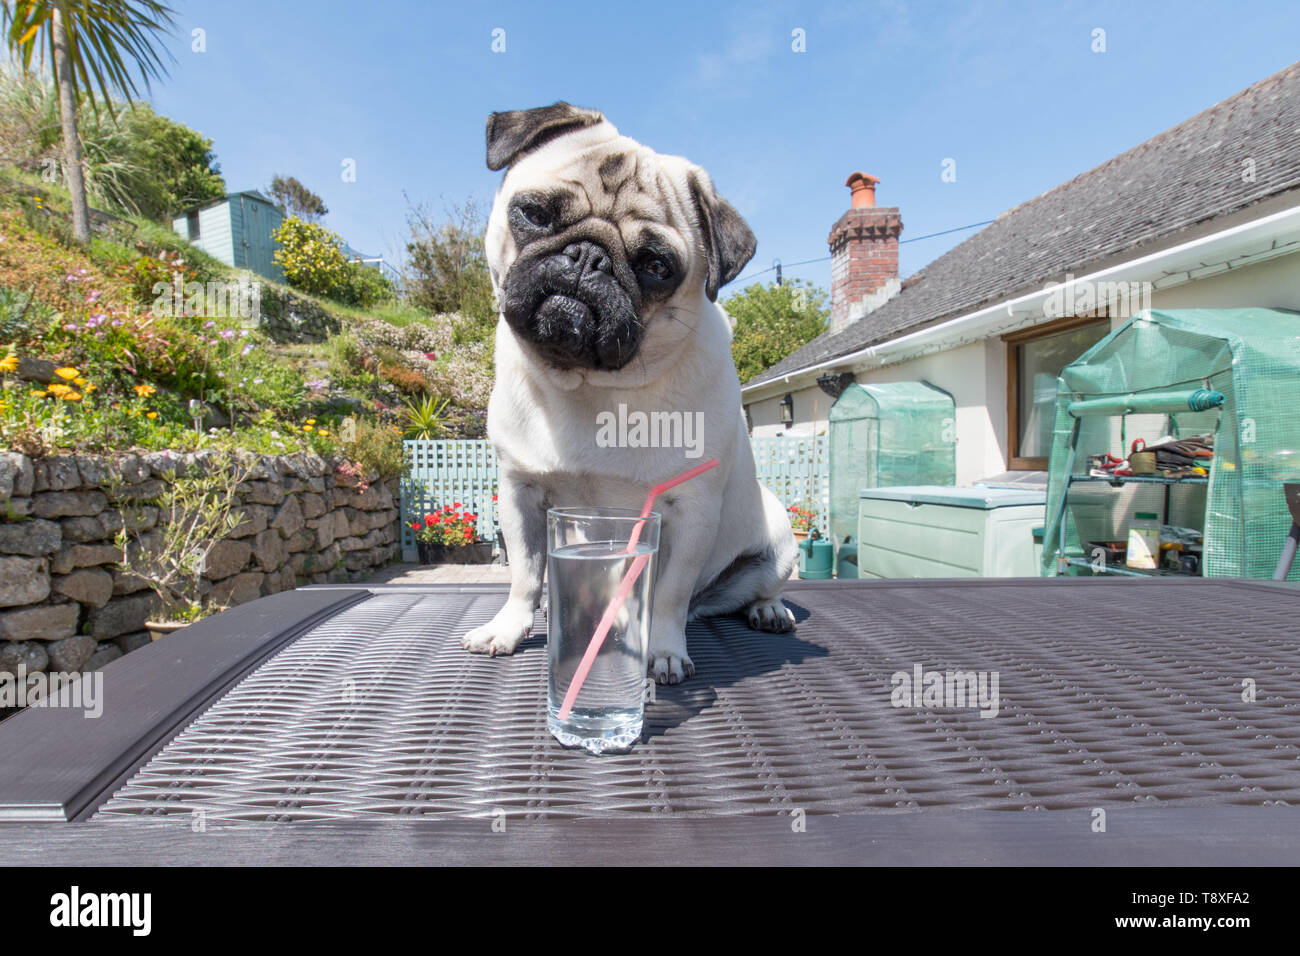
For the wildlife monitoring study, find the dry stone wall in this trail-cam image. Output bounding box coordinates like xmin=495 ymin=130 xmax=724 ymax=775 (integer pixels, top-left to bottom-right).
xmin=0 ymin=449 xmax=399 ymax=686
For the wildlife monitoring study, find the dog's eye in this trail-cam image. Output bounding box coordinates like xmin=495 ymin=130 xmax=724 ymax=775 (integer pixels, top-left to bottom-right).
xmin=517 ymin=203 xmax=552 ymax=229
xmin=638 ymin=255 xmax=674 ymax=281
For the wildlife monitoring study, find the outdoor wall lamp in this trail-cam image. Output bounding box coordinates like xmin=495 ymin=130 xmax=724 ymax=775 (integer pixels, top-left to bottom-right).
xmin=779 ymin=393 xmax=794 ymax=427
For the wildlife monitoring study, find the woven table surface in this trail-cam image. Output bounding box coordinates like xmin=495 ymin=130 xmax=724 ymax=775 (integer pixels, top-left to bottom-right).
xmin=92 ymin=581 xmax=1300 ymax=822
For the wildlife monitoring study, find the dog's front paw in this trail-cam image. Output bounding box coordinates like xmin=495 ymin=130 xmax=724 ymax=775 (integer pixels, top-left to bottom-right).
xmin=746 ymin=597 xmax=795 ymax=633
xmin=647 ymin=628 xmax=694 ymax=684
xmin=462 ymin=603 xmax=534 ymax=656
xmin=649 ymin=651 xmax=694 ymax=685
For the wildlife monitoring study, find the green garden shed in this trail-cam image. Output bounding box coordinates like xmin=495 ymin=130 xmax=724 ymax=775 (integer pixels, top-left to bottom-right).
xmin=171 ymin=190 xmax=285 ymax=282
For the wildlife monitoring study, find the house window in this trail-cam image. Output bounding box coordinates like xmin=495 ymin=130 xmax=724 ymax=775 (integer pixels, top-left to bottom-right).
xmin=1004 ymin=316 xmax=1110 ymax=469
xmin=186 ymin=211 xmax=200 ymax=241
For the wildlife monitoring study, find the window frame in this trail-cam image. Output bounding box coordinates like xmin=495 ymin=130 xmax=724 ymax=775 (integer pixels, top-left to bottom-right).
xmin=1003 ymin=313 xmax=1110 ymax=470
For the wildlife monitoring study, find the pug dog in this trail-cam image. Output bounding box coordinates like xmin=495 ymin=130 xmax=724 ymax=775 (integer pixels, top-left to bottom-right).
xmin=462 ymin=102 xmax=797 ymax=684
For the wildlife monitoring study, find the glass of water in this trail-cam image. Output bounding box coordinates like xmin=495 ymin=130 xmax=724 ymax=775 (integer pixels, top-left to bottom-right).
xmin=546 ymin=507 xmax=660 ymax=754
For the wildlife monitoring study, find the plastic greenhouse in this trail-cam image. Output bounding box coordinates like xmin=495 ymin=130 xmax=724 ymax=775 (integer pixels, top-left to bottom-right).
xmin=1042 ymin=308 xmax=1300 ymax=580
xmin=828 ymin=381 xmax=956 ymax=552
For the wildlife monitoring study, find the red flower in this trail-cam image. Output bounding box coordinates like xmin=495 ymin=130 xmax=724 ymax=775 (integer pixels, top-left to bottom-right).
xmin=424 ymin=514 xmax=436 ymax=527
xmin=492 ymin=494 xmax=499 ymax=502
xmin=453 ymin=502 xmax=462 ymax=509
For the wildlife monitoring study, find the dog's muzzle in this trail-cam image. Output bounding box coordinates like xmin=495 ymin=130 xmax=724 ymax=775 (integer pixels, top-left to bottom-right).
xmin=501 ymin=240 xmax=643 ymax=371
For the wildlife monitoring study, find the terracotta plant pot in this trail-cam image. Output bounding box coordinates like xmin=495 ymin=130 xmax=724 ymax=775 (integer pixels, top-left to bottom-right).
xmin=145 ymin=620 xmax=189 ymax=642
xmin=792 ymin=529 xmax=810 ymax=543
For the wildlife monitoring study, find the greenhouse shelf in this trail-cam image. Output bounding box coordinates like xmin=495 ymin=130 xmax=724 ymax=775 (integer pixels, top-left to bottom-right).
xmin=1068 ymin=474 xmax=1209 ymax=486
xmin=1061 ymin=557 xmax=1197 ymax=578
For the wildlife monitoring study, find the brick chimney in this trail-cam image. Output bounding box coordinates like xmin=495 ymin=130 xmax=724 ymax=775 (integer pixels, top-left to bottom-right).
xmin=828 ymin=172 xmax=902 ymax=334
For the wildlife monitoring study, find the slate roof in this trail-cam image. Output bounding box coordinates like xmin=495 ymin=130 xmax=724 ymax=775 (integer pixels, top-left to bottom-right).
xmin=175 ymin=190 xmax=279 ymax=215
xmin=747 ymin=59 xmax=1300 ymax=388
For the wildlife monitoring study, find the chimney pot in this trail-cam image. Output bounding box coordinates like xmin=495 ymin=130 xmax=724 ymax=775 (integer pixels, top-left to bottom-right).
xmin=828 ymin=172 xmax=901 ymax=333
xmin=846 ymin=171 xmax=880 ymax=208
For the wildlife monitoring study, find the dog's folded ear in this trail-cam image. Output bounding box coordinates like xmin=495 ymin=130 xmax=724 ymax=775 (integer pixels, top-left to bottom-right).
xmin=688 ymin=171 xmax=757 ymax=302
xmin=485 ymin=102 xmax=606 ymax=171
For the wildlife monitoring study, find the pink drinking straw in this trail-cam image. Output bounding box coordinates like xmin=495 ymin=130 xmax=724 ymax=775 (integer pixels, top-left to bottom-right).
xmin=556 ymin=457 xmax=719 ymax=721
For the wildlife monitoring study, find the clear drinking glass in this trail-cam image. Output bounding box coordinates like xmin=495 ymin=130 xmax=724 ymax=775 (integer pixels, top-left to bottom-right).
xmin=546 ymin=507 xmax=660 ymax=754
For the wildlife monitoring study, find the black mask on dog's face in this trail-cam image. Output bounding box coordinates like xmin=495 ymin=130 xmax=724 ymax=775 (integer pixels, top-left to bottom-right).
xmin=497 ymin=191 xmax=685 ymax=371
xmin=485 ymin=102 xmax=756 ymax=372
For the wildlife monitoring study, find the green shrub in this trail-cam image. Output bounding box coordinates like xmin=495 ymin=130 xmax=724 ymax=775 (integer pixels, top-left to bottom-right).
xmin=403 ymin=198 xmax=496 ymax=323
xmin=0 ymin=74 xmax=225 ymax=223
xmin=124 ymin=254 xmax=174 ymax=304
xmin=724 ymin=279 xmax=830 ymax=383
xmin=273 ymin=216 xmax=352 ymax=299
xmin=272 ymin=216 xmax=389 ymax=307
xmin=343 ymin=417 xmax=405 ymax=479
xmin=326 ymin=330 xmax=368 ymax=377
xmin=403 ymin=394 xmax=450 ymax=439
xmin=85 ymin=237 xmax=137 ymax=276
xmin=116 ymin=105 xmax=226 ymax=221
xmin=343 ymin=263 xmax=395 ymax=309
xmin=377 ymin=361 xmax=430 ymax=396
xmin=0 ymin=285 xmax=55 ymax=342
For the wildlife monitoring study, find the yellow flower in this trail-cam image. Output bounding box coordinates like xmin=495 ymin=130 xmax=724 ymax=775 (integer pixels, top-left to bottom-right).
xmin=74 ymin=376 xmax=88 ymax=387
xmin=302 ymin=424 xmax=313 ymax=431
xmin=317 ymin=429 xmax=328 ymax=436
xmin=146 ymin=411 xmax=158 ymax=420
xmin=62 ymin=391 xmax=82 ymax=402
xmin=306 ymin=418 xmax=316 ymax=425
xmin=55 ymin=367 xmax=79 ymax=381
xmin=0 ymin=353 xmax=18 ymax=373
xmin=133 ymin=383 xmax=156 ymax=397
xmin=82 ymin=383 xmax=96 ymax=393
xmin=47 ymin=383 xmax=71 ymax=396
xmin=30 ymin=390 xmax=47 ymax=398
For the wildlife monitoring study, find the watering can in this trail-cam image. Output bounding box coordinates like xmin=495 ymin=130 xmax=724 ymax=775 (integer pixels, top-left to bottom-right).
xmin=798 ymin=527 xmax=835 ymax=580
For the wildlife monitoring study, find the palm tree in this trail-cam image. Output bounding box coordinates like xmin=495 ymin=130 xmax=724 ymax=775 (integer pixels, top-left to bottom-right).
xmin=3 ymin=0 xmax=176 ymax=241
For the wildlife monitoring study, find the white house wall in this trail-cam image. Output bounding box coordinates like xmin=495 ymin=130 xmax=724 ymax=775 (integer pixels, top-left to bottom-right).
xmin=750 ymin=341 xmax=1006 ymax=484
xmin=746 ymin=249 xmax=1300 ymax=483
xmin=1146 ymin=253 xmax=1300 ymax=311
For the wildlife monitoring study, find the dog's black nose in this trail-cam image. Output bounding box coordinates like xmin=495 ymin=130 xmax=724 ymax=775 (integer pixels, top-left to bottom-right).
xmin=562 ymin=241 xmax=613 ymax=279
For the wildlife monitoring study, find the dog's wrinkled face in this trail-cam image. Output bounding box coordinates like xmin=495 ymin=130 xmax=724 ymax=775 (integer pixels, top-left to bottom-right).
xmin=484 ymin=103 xmax=755 ymax=374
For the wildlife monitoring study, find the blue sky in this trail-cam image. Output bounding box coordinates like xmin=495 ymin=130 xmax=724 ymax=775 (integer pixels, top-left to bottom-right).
xmin=146 ymin=0 xmax=1300 ymax=294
